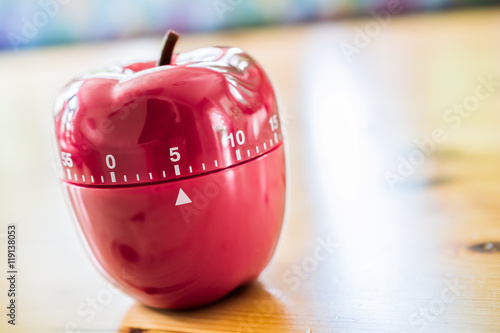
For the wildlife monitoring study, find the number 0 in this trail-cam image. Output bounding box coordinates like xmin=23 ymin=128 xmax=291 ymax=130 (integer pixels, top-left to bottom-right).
xmin=236 ymin=130 xmax=245 ymax=145
xmin=106 ymin=154 xmax=116 ymax=169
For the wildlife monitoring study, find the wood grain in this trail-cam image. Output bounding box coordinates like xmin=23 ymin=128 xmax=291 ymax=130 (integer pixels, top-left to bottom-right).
xmin=1 ymin=6 xmax=499 ymax=333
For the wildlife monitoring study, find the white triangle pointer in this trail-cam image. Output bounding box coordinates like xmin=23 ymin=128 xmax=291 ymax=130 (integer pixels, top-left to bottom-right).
xmin=175 ymin=188 xmax=192 ymax=206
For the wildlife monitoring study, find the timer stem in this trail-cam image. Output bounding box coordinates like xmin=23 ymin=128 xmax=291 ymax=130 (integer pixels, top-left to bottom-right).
xmin=157 ymin=30 xmax=179 ymax=66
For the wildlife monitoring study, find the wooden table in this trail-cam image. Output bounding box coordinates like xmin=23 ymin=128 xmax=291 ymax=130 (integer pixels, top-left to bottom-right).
xmin=1 ymin=6 xmax=499 ymax=333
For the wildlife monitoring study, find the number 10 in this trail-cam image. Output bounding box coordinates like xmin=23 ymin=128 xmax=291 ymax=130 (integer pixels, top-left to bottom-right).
xmin=227 ymin=130 xmax=245 ymax=147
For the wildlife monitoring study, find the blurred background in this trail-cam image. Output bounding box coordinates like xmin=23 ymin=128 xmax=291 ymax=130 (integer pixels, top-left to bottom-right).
xmin=1 ymin=1 xmax=500 ymax=332
xmin=0 ymin=0 xmax=498 ymax=50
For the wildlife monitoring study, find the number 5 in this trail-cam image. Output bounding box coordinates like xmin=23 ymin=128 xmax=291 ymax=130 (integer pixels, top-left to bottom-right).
xmin=170 ymin=147 xmax=180 ymax=162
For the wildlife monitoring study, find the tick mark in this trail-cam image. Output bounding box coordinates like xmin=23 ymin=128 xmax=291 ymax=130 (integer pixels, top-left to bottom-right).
xmin=162 ymin=170 xmax=166 ymax=178
xmin=149 ymin=172 xmax=153 ymax=180
xmin=263 ymin=142 xmax=267 ymax=150
xmin=110 ymin=172 xmax=116 ymax=183
xmin=91 ymin=176 xmax=95 ymax=183
xmin=66 ymin=169 xmax=71 ymax=180
xmin=82 ymin=175 xmax=85 ymax=182
xmin=215 ymin=160 xmax=218 ymax=167
xmin=174 ymin=165 xmax=180 ymax=176
xmin=189 ymin=166 xmax=193 ymax=173
xmin=136 ymin=174 xmax=140 ymax=181
xmin=236 ymin=149 xmax=241 ymax=161
xmin=247 ymin=150 xmax=251 ymax=157
xmin=100 ymin=176 xmax=104 ymax=183
xmin=202 ymin=163 xmax=205 ymax=170
xmin=124 ymin=175 xmax=128 ymax=182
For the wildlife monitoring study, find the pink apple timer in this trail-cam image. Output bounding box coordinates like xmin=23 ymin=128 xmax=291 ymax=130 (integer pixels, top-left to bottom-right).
xmin=53 ymin=31 xmax=286 ymax=309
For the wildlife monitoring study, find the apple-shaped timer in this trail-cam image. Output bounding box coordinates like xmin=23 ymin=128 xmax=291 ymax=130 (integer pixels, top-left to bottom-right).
xmin=53 ymin=31 xmax=286 ymax=309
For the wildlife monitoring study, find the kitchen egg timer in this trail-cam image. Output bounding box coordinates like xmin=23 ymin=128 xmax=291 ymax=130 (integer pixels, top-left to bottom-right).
xmin=53 ymin=32 xmax=287 ymax=309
